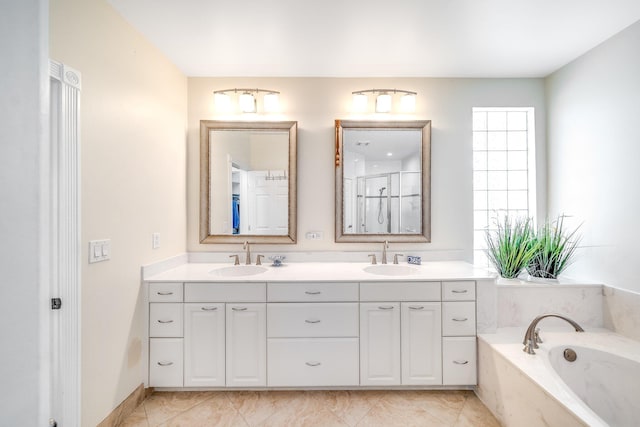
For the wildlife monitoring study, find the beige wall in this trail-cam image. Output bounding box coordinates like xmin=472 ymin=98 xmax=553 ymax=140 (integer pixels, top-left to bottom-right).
xmin=188 ymin=77 xmax=547 ymax=256
xmin=50 ymin=1 xmax=187 ymax=425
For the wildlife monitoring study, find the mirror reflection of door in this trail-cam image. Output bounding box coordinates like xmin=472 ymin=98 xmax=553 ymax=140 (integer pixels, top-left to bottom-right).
xmin=342 ymin=129 xmax=422 ymax=235
xmin=209 ymin=129 xmax=289 ymax=235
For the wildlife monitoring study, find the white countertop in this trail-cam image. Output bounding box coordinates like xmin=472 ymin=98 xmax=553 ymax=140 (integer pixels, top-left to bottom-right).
xmin=144 ymin=260 xmax=495 ymax=282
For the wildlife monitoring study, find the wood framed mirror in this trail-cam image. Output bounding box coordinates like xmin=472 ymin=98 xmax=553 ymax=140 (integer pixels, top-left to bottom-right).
xmin=335 ymin=120 xmax=431 ymax=243
xmin=200 ymin=120 xmax=297 ymax=244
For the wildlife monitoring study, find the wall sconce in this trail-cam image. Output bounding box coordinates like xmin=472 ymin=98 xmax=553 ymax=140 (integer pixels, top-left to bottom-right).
xmin=351 ymin=89 xmax=417 ymax=113
xmin=213 ymin=88 xmax=280 ymax=114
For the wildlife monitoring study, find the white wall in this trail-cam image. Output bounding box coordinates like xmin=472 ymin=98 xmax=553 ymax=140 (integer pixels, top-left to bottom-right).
xmin=50 ymin=0 xmax=188 ymax=425
xmin=546 ymin=20 xmax=640 ymax=292
xmin=0 ymin=2 xmax=50 ymax=425
xmin=188 ymin=78 xmax=547 ymax=257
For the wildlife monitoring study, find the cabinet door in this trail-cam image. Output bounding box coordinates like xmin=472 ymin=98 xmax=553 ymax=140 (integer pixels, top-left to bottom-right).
xmin=226 ymin=303 xmax=266 ymax=387
xmin=184 ymin=303 xmax=225 ymax=387
xmin=360 ymin=302 xmax=400 ymax=385
xmin=149 ymin=338 xmax=183 ymax=387
xmin=401 ymin=302 xmax=442 ymax=385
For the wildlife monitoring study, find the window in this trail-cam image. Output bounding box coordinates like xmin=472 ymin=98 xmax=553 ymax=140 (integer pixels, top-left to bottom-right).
xmin=472 ymin=108 xmax=536 ymax=266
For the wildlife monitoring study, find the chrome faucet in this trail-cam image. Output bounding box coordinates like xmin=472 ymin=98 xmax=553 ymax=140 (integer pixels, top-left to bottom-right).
xmin=243 ymin=241 xmax=251 ymax=265
xmin=522 ymin=313 xmax=584 ymax=354
xmin=381 ymin=240 xmax=389 ymax=264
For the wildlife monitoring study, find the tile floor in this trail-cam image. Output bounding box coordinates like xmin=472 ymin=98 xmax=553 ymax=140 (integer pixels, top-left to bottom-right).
xmin=119 ymin=390 xmax=500 ymax=427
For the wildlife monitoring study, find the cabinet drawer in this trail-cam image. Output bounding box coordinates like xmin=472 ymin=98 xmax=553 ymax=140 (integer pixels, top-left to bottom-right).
xmin=149 ymin=338 xmax=183 ymax=387
xmin=442 ymin=337 xmax=477 ymax=385
xmin=267 ymin=303 xmax=358 ymax=338
xmin=267 ymin=338 xmax=359 ymax=386
xmin=149 ymin=282 xmax=183 ymax=302
xmin=442 ymin=301 xmax=476 ymax=336
xmin=268 ymin=282 xmax=358 ymax=302
xmin=442 ymin=281 xmax=476 ymax=301
xmin=360 ymin=282 xmax=440 ymax=302
xmin=149 ymin=303 xmax=183 ymax=337
xmin=185 ymin=282 xmax=266 ymax=302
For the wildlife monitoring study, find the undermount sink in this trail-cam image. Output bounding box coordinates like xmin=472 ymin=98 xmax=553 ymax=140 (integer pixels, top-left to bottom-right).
xmin=209 ymin=265 xmax=268 ymax=277
xmin=363 ymin=264 xmax=418 ymax=276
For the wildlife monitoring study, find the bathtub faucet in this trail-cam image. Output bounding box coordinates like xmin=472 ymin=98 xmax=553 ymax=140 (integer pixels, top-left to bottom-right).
xmin=523 ymin=314 xmax=585 ymax=355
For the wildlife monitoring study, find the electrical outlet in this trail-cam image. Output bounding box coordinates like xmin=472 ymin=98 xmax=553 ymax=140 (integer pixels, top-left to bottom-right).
xmin=152 ymin=232 xmax=160 ymax=249
xmin=305 ymin=231 xmax=324 ymax=240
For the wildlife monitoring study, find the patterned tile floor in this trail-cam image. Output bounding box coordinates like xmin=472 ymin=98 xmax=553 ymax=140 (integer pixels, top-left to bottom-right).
xmin=119 ymin=390 xmax=501 ymax=427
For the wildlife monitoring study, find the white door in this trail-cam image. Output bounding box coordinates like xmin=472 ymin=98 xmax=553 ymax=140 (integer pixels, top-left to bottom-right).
xmin=184 ymin=303 xmax=225 ymax=387
xmin=401 ymin=302 xmax=442 ymax=385
xmin=359 ymin=302 xmax=400 ymax=385
xmin=49 ymin=60 xmax=81 ymax=427
xmin=247 ymin=171 xmax=288 ymax=234
xmin=226 ymin=303 xmax=266 ymax=387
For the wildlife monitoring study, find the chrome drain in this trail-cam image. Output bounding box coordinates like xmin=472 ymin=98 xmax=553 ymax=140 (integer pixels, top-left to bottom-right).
xmin=563 ymin=348 xmax=577 ymax=362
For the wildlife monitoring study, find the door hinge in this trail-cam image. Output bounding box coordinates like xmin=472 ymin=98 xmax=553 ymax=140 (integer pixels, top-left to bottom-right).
xmin=51 ymin=298 xmax=62 ymax=310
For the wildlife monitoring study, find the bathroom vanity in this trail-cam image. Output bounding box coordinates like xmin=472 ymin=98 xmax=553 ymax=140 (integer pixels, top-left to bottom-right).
xmin=144 ymin=261 xmax=491 ymax=390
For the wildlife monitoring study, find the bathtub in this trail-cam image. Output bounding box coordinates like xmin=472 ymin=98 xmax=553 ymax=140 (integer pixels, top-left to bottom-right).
xmin=477 ymin=328 xmax=640 ymax=427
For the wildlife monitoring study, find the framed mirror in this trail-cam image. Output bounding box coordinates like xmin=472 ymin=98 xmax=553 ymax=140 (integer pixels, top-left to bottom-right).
xmin=335 ymin=120 xmax=431 ymax=243
xmin=200 ymin=120 xmax=297 ymax=244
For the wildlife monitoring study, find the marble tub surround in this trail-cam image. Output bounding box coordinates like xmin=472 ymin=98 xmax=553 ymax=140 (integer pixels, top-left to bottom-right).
xmin=603 ymin=285 xmax=640 ymax=341
xmin=143 ymin=260 xmax=494 ymax=282
xmin=477 ymin=328 xmax=640 ymax=427
xmin=118 ymin=390 xmax=500 ymax=427
xmin=496 ymin=280 xmax=603 ymax=328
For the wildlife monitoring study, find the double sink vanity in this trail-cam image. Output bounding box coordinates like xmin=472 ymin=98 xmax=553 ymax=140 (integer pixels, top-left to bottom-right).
xmin=144 ymin=261 xmax=491 ymax=390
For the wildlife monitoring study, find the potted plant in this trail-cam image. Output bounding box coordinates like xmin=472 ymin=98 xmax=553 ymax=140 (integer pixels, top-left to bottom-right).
xmin=485 ymin=215 xmax=539 ymax=280
xmin=526 ymin=215 xmax=581 ymax=281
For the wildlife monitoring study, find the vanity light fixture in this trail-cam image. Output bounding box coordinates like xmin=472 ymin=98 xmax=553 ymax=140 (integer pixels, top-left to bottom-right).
xmin=351 ymin=89 xmax=418 ymax=114
xmin=213 ymin=88 xmax=280 ymax=114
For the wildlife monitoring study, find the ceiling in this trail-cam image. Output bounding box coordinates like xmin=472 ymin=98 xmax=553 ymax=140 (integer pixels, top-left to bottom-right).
xmin=108 ymin=0 xmax=640 ymax=78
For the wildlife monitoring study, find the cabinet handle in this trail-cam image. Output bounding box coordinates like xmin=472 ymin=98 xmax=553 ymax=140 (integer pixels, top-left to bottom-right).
xmin=452 ymin=317 xmax=468 ymax=322
xmin=451 ymin=289 xmax=468 ymax=294
xmin=305 ymin=291 xmax=321 ymax=295
xmin=305 ymin=319 xmax=321 ymax=324
xmin=157 ymin=319 xmax=174 ymax=324
xmin=409 ymin=306 xmax=424 ymax=310
xmin=378 ymin=305 xmax=394 ymax=310
xmin=157 ymin=291 xmax=173 ymax=296
xmin=453 ymin=360 xmax=469 ymax=365
xmin=305 ymin=361 xmax=321 ymax=367
xmin=232 ymin=307 xmax=247 ymax=311
xmin=201 ymin=307 xmax=218 ymax=311
xmin=157 ymin=361 xmax=174 ymax=366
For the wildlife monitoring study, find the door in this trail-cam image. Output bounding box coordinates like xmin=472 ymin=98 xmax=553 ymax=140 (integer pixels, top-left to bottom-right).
xmin=401 ymin=302 xmax=442 ymax=385
xmin=49 ymin=60 xmax=81 ymax=427
xmin=184 ymin=303 xmax=225 ymax=387
xmin=226 ymin=303 xmax=266 ymax=386
xmin=359 ymin=302 xmax=400 ymax=385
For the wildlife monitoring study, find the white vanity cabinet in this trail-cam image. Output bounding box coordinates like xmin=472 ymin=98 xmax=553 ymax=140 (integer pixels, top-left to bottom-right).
xmin=360 ymin=282 xmax=442 ymax=386
xmin=148 ymin=283 xmax=184 ymax=387
xmin=266 ymin=282 xmax=359 ymax=386
xmin=441 ymin=281 xmax=477 ymax=385
xmin=183 ymin=303 xmax=225 ymax=387
xmin=225 ymin=303 xmax=267 ymax=387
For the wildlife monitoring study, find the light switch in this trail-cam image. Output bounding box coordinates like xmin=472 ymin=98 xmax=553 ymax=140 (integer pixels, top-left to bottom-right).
xmin=152 ymin=232 xmax=160 ymax=249
xmin=89 ymin=239 xmax=111 ymax=263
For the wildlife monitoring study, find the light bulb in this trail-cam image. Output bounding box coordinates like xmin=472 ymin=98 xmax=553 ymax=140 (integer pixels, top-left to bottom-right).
xmin=239 ymin=92 xmax=256 ymax=113
xmin=400 ymin=93 xmax=416 ymax=113
xmin=376 ymin=93 xmax=392 ymax=113
xmin=214 ymin=93 xmax=231 ymax=113
xmin=352 ymin=93 xmax=368 ymax=113
xmin=263 ymin=92 xmax=279 ymax=112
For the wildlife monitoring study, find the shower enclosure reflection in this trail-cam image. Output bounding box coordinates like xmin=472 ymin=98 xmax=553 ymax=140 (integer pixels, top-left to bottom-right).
xmin=336 ymin=120 xmax=430 ymax=243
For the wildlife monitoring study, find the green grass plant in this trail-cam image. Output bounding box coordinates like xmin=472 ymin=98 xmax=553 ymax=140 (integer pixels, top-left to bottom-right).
xmin=485 ymin=215 xmax=539 ymax=279
xmin=527 ymin=215 xmax=581 ymax=280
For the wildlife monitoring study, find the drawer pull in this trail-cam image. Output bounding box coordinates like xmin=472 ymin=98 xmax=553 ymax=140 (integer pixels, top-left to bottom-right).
xmin=452 ymin=317 xmax=468 ymax=322
xmin=157 ymin=291 xmax=173 ymax=296
xmin=157 ymin=361 xmax=174 ymax=366
xmin=305 ymin=361 xmax=321 ymax=367
xmin=409 ymin=306 xmax=425 ymax=310
xmin=157 ymin=319 xmax=174 ymax=324
xmin=453 ymin=360 xmax=469 ymax=365
xmin=305 ymin=319 xmax=321 ymax=324
xmin=201 ymin=307 xmax=218 ymax=311
xmin=305 ymin=291 xmax=321 ymax=295
xmin=451 ymin=289 xmax=468 ymax=294
xmin=232 ymin=307 xmax=247 ymax=311
xmin=378 ymin=305 xmax=394 ymax=310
